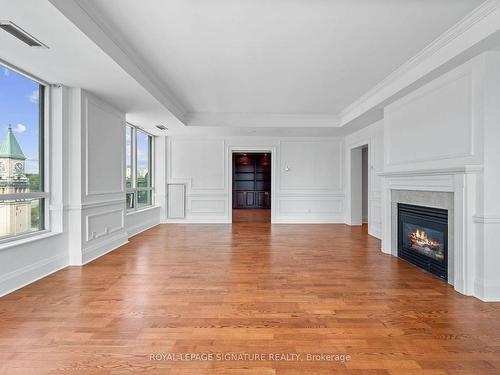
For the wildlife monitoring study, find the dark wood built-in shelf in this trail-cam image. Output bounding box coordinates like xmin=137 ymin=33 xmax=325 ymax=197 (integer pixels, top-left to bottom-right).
xmin=232 ymin=153 xmax=271 ymax=209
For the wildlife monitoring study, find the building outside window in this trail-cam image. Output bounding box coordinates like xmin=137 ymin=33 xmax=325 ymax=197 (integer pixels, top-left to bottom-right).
xmin=0 ymin=64 xmax=47 ymax=241
xmin=126 ymin=124 xmax=153 ymax=211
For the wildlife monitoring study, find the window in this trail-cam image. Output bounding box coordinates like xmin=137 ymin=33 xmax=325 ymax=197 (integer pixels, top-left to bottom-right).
xmin=126 ymin=124 xmax=153 ymax=211
xmin=0 ymin=64 xmax=47 ymax=241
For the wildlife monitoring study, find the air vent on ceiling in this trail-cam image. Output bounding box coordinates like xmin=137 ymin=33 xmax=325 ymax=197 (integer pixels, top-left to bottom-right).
xmin=0 ymin=21 xmax=48 ymax=48
xmin=156 ymin=125 xmax=168 ymax=131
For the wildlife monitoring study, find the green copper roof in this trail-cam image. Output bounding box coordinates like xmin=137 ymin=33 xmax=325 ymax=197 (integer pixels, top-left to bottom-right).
xmin=0 ymin=126 xmax=26 ymax=160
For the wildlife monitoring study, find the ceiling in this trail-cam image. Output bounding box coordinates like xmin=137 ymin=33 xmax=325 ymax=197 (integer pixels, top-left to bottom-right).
xmin=0 ymin=0 xmax=492 ymax=136
xmin=0 ymin=0 xmax=183 ymax=136
xmin=82 ymin=0 xmax=483 ymax=117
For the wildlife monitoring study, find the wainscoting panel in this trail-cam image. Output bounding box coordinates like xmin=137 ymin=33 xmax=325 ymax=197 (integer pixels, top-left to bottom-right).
xmin=278 ymin=196 xmax=343 ymax=214
xmin=82 ymin=201 xmax=128 ymax=264
xmin=86 ymin=208 xmax=125 ymax=241
xmin=167 ymin=184 xmax=186 ymax=219
xmin=190 ymin=197 xmax=226 ymax=214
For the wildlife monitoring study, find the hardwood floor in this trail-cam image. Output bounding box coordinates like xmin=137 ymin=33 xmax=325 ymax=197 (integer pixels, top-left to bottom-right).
xmin=232 ymin=209 xmax=271 ymax=222
xmin=1 ymin=224 xmax=500 ymax=374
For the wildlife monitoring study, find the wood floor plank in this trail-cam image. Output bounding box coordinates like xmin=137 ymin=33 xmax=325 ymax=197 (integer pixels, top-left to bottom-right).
xmin=1 ymin=223 xmax=500 ymax=374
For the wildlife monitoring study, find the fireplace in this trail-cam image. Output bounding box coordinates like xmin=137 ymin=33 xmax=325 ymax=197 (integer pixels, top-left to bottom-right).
xmin=398 ymin=203 xmax=448 ymax=281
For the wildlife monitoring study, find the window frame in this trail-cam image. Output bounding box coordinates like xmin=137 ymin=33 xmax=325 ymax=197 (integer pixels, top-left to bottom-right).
xmin=0 ymin=61 xmax=50 ymax=245
xmin=126 ymin=124 xmax=154 ymax=212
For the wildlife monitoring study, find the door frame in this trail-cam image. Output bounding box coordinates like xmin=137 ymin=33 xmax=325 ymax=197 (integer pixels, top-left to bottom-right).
xmin=228 ymin=146 xmax=276 ymax=223
xmin=346 ymin=141 xmax=370 ymax=226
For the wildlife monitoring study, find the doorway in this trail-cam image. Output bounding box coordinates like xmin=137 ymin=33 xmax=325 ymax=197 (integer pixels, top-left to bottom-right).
xmin=350 ymin=145 xmax=369 ymax=227
xmin=232 ymin=152 xmax=271 ymax=223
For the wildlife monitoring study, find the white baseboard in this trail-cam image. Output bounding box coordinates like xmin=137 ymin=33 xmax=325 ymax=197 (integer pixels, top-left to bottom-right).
xmin=162 ymin=215 xmax=346 ymax=224
xmin=345 ymin=219 xmax=363 ymax=226
xmin=127 ymin=219 xmax=160 ymax=238
xmin=82 ymin=231 xmax=129 ymax=265
xmin=380 ymin=245 xmax=392 ymax=255
xmin=474 ymin=279 xmax=500 ymax=302
xmin=0 ymin=253 xmax=68 ymax=297
xmin=162 ymin=217 xmax=229 ymax=224
xmin=272 ymin=215 xmax=345 ymax=224
xmin=368 ymin=228 xmax=382 ymax=239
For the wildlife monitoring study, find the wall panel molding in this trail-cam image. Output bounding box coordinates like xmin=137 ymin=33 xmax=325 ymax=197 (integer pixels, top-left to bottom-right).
xmin=189 ymin=198 xmax=226 ymax=214
xmin=385 ymin=72 xmax=475 ymax=167
xmin=279 ymin=139 xmax=344 ymax=192
xmin=168 ymin=138 xmax=226 ymax=192
xmin=85 ymin=208 xmax=125 ymax=242
xmin=167 ymin=136 xmax=346 ymax=223
xmin=83 ymin=94 xmax=125 ymax=198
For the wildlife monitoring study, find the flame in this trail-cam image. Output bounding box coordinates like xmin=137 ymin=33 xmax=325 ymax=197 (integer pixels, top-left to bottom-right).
xmin=415 ymin=229 xmax=428 ymax=240
xmin=410 ymin=228 xmax=440 ymax=248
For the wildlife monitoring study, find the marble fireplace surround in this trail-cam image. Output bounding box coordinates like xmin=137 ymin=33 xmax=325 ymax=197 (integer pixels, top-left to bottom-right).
xmin=390 ymin=190 xmax=454 ymax=283
xmin=379 ymin=166 xmax=482 ymax=298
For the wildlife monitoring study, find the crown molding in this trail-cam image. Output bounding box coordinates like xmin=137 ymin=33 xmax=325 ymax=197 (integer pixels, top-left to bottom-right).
xmin=377 ymin=165 xmax=484 ymax=177
xmin=340 ymin=0 xmax=500 ymax=127
xmin=48 ymin=0 xmax=187 ymax=123
xmin=48 ymin=0 xmax=500 ymax=133
xmin=186 ymin=112 xmax=340 ymax=128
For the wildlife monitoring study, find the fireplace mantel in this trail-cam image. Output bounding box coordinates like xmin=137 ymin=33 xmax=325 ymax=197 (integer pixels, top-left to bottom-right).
xmin=378 ymin=165 xmax=483 ymax=177
xmin=379 ymin=165 xmax=483 ymax=298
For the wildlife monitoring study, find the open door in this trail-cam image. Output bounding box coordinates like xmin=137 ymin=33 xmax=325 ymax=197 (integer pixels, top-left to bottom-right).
xmin=232 ymin=152 xmax=271 ymax=222
xmin=350 ymin=145 xmax=368 ymax=227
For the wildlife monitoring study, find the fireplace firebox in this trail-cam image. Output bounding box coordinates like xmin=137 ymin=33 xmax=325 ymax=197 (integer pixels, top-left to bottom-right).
xmin=398 ymin=203 xmax=448 ymax=281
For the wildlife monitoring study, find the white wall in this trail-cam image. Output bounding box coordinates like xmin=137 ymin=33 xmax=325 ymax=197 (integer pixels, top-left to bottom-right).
xmin=345 ymin=121 xmax=384 ymax=238
xmin=66 ymin=89 xmax=129 ymax=265
xmin=475 ymin=52 xmax=500 ymax=301
xmin=382 ymin=52 xmax=500 ymax=301
xmin=166 ymin=137 xmax=345 ymax=223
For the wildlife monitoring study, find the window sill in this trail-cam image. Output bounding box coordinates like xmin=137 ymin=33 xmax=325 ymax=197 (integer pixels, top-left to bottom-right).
xmin=0 ymin=230 xmax=63 ymax=251
xmin=126 ymin=205 xmax=160 ymax=216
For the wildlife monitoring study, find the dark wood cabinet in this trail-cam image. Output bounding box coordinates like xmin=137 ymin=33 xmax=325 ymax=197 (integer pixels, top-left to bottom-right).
xmin=232 ymin=153 xmax=271 ymax=209
xmin=256 ymin=191 xmax=270 ymax=208
xmin=235 ymin=191 xmax=246 ymax=208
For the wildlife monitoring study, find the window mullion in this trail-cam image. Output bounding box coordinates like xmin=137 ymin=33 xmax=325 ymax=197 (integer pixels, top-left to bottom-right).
xmin=133 ymin=127 xmax=138 ymax=210
xmin=125 ymin=125 xmax=154 ymax=211
xmin=0 ymin=193 xmax=49 ymax=200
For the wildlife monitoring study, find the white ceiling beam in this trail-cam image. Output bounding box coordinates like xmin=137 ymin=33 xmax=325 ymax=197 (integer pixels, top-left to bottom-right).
xmin=186 ymin=113 xmax=340 ymax=128
xmin=48 ymin=0 xmax=187 ymax=124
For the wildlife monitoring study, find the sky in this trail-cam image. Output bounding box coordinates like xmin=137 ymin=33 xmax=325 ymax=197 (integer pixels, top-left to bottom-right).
xmin=0 ymin=65 xmax=40 ymax=174
xmin=126 ymin=125 xmax=150 ymax=177
xmin=136 ymin=130 xmax=150 ymax=176
xmin=1 ymin=65 xmax=149 ymax=178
